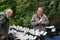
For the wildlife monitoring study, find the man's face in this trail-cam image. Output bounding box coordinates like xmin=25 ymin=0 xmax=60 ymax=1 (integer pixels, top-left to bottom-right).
xmin=37 ymin=7 xmax=43 ymax=15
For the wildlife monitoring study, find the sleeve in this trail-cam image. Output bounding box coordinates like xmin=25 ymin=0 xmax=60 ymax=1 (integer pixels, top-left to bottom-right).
xmin=44 ymin=14 xmax=49 ymax=25
xmin=0 ymin=12 xmax=6 ymax=16
xmin=30 ymin=14 xmax=38 ymax=26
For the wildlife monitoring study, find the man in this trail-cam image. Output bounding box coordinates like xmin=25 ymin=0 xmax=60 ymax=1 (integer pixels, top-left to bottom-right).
xmin=31 ymin=7 xmax=49 ymax=31
xmin=30 ymin=7 xmax=49 ymax=40
xmin=0 ymin=9 xmax=13 ymax=39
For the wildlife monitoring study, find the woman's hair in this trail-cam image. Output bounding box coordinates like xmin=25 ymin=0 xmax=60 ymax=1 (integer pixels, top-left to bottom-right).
xmin=6 ymin=9 xmax=13 ymax=14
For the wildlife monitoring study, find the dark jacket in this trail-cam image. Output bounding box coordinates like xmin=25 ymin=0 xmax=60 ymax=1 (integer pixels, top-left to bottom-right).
xmin=0 ymin=12 xmax=9 ymax=35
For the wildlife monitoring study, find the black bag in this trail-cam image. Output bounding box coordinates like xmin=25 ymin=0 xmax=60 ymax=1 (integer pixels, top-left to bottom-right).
xmin=46 ymin=28 xmax=57 ymax=37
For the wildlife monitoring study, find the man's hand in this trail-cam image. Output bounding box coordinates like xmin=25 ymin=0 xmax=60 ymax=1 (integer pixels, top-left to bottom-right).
xmin=36 ymin=21 xmax=45 ymax=24
xmin=36 ymin=21 xmax=40 ymax=24
xmin=40 ymin=21 xmax=45 ymax=24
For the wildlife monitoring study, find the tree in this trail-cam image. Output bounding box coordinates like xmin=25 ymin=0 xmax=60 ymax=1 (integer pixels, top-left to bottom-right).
xmin=0 ymin=0 xmax=60 ymax=29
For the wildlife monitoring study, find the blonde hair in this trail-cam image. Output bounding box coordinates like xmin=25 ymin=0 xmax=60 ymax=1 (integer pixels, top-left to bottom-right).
xmin=6 ymin=9 xmax=13 ymax=14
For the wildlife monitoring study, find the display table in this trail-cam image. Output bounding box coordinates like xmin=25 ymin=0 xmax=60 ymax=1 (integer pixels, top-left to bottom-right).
xmin=45 ymin=36 xmax=60 ymax=40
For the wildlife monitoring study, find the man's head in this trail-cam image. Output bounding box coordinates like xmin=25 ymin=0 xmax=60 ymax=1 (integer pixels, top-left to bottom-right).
xmin=37 ymin=7 xmax=43 ymax=16
xmin=6 ymin=9 xmax=13 ymax=18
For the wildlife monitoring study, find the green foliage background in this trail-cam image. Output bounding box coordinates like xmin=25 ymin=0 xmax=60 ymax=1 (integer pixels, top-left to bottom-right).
xmin=0 ymin=0 xmax=60 ymax=29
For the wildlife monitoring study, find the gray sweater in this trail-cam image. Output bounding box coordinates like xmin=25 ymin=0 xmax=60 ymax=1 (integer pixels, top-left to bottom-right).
xmin=30 ymin=13 xmax=49 ymax=31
